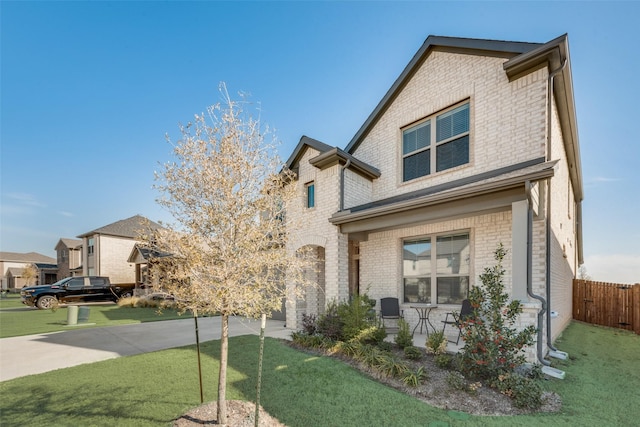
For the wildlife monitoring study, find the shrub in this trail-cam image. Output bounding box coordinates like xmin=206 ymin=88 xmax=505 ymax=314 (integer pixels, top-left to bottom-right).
xmin=493 ymin=373 xmax=544 ymax=409
xmin=351 ymin=325 xmax=387 ymax=345
xmin=376 ymin=354 xmax=410 ymax=378
xmin=377 ymin=341 xmax=393 ymax=352
xmin=403 ymin=345 xmax=423 ymax=360
xmin=317 ymin=301 xmax=344 ymax=341
xmin=339 ymin=294 xmax=378 ymax=341
xmin=425 ymin=330 xmax=447 ymax=355
xmin=434 ymin=354 xmax=452 ymax=369
xmin=301 ymin=313 xmax=317 ymax=335
xmin=459 ymin=244 xmax=537 ymax=381
xmin=394 ymin=318 xmax=413 ymax=349
xmin=446 ymin=371 xmax=468 ymax=391
xmin=402 ymin=367 xmax=427 ymax=387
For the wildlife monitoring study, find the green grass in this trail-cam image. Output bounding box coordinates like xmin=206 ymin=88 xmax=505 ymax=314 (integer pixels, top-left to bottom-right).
xmin=1 ymin=321 xmax=638 ymax=426
xmin=0 ymin=294 xmax=187 ymax=338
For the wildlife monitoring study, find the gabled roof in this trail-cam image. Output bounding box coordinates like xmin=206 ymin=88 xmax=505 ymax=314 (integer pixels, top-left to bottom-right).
xmin=345 ymin=35 xmax=542 ymax=154
xmin=285 ymin=135 xmax=380 ymax=180
xmin=0 ymin=252 xmax=56 ymax=264
xmin=7 ymin=267 xmax=25 ymax=276
xmin=285 ymin=135 xmax=334 ymax=171
xmin=127 ymin=244 xmax=172 ymax=264
xmin=55 ymin=238 xmax=82 ymax=251
xmin=77 ymin=215 xmax=163 ymax=239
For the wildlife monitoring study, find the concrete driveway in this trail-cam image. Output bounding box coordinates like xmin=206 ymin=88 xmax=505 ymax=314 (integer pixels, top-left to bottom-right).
xmin=0 ymin=316 xmax=290 ymax=382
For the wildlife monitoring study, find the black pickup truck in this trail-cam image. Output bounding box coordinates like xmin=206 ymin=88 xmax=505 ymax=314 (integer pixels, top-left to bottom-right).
xmin=21 ymin=276 xmax=135 ymax=309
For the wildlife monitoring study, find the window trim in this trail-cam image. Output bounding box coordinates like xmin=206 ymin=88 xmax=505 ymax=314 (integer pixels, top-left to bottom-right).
xmin=401 ymin=230 xmax=471 ymax=305
xmin=401 ymin=100 xmax=471 ymax=183
xmin=305 ymin=181 xmax=315 ymax=209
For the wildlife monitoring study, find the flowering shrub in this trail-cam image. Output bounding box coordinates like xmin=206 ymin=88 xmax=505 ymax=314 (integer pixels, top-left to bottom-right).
xmin=460 ymin=244 xmax=537 ymax=381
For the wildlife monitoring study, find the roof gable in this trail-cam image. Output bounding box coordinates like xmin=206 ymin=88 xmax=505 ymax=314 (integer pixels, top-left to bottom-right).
xmin=285 ymin=135 xmax=334 ymax=171
xmin=77 ymin=215 xmax=163 ymax=239
xmin=345 ymin=35 xmax=543 ymax=154
xmin=55 ymin=238 xmax=82 ymax=251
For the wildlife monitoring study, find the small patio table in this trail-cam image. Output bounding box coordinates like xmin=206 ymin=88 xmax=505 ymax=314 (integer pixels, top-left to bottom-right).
xmin=410 ymin=304 xmax=438 ymax=336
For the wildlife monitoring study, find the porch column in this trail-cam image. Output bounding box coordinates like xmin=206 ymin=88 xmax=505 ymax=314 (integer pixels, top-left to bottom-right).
xmin=324 ymin=231 xmax=350 ymax=303
xmin=512 ymin=200 xmax=529 ymax=301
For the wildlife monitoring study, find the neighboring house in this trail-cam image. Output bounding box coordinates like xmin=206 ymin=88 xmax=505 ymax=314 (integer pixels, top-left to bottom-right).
xmin=0 ymin=252 xmax=58 ymax=290
xmin=76 ymin=215 xmax=163 ymax=284
xmin=127 ymin=244 xmax=171 ymax=292
xmin=55 ymin=238 xmax=83 ymax=279
xmin=284 ymin=35 xmax=583 ymax=364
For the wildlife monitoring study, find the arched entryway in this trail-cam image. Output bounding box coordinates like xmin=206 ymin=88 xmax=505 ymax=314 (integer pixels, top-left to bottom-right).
xmin=296 ymin=245 xmax=326 ymax=326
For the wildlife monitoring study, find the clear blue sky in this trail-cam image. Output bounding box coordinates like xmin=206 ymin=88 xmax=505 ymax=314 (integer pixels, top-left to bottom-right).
xmin=1 ymin=1 xmax=638 ymax=283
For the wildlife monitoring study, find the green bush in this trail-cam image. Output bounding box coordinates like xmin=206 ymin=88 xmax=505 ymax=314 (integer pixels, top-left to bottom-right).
xmin=459 ymin=244 xmax=537 ymax=381
xmin=394 ymin=318 xmax=413 ymax=349
xmin=377 ymin=341 xmax=393 ymax=352
xmin=339 ymin=294 xmax=378 ymax=341
xmin=425 ymin=330 xmax=447 ymax=355
xmin=434 ymin=353 xmax=451 ymax=369
xmin=403 ymin=345 xmax=423 ymax=360
xmin=351 ymin=325 xmax=387 ymax=345
xmin=493 ymin=373 xmax=544 ymax=409
xmin=402 ymin=367 xmax=427 ymax=387
xmin=317 ymin=301 xmax=344 ymax=341
xmin=446 ymin=371 xmax=468 ymax=391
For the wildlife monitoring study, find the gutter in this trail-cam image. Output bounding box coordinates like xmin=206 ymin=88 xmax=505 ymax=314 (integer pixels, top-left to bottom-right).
xmin=525 ymin=181 xmax=551 ymax=368
xmin=340 ymin=159 xmax=352 ymax=211
xmin=546 ymin=60 xmax=570 ymax=363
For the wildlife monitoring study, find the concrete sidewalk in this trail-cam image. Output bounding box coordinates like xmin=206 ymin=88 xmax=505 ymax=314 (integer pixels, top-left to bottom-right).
xmin=0 ymin=316 xmax=291 ymax=382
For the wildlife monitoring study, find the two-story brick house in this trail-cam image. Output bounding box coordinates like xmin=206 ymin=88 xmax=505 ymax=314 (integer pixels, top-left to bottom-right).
xmin=77 ymin=215 xmax=162 ymax=284
xmin=54 ymin=238 xmax=83 ymax=278
xmin=284 ymin=34 xmax=583 ymax=364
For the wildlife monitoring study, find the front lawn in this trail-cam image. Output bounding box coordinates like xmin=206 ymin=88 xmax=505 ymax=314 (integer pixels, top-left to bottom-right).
xmin=0 ymin=321 xmax=638 ymax=426
xmin=0 ymin=294 xmax=186 ymax=338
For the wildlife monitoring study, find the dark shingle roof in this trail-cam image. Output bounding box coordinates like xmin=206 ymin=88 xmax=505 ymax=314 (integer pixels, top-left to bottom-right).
xmin=77 ymin=215 xmax=163 ymax=239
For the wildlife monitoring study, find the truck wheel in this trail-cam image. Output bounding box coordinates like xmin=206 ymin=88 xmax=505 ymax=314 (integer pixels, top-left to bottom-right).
xmin=36 ymin=295 xmax=58 ymax=310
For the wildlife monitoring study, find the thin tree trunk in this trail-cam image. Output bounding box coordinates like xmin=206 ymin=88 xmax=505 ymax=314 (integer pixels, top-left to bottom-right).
xmin=217 ymin=314 xmax=229 ymax=424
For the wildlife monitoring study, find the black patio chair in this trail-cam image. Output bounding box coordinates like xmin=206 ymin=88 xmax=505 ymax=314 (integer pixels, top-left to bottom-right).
xmin=441 ymin=299 xmax=473 ymax=344
xmin=380 ymin=297 xmax=403 ymax=330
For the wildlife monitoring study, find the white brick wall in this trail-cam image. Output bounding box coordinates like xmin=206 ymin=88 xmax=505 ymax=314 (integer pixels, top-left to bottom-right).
xmin=285 ymin=49 xmax=578 ymax=363
xmin=353 ymin=52 xmax=547 ymax=201
xmin=98 ymin=236 xmax=137 ymax=284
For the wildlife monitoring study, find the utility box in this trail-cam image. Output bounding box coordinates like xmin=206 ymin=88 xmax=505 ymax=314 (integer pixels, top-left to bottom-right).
xmin=78 ymin=306 xmax=91 ymax=323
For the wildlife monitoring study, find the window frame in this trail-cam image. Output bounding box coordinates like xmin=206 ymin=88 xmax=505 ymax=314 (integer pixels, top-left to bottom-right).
xmin=402 ymin=231 xmax=471 ymax=305
xmin=401 ymin=101 xmax=471 ymax=182
xmin=305 ymin=181 xmax=315 ymax=209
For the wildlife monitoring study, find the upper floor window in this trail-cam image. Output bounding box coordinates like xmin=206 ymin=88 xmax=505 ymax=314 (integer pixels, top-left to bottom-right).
xmin=402 ymin=102 xmax=470 ymax=182
xmin=88 ymin=238 xmax=95 ymax=255
xmin=305 ymin=182 xmax=315 ymax=208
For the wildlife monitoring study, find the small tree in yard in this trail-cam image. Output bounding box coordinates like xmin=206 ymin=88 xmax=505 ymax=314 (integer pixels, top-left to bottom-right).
xmin=460 ymin=244 xmax=537 ymax=381
xmin=22 ymin=264 xmax=38 ymax=286
xmin=148 ymin=84 xmax=314 ymax=425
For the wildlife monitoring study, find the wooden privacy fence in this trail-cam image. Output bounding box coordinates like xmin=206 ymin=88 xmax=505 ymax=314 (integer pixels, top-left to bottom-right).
xmin=573 ymin=279 xmax=640 ymax=334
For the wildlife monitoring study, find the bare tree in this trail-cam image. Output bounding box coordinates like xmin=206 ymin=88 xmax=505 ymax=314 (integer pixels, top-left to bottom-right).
xmin=22 ymin=264 xmax=38 ymax=286
xmin=148 ymin=84 xmax=313 ymax=424
xmin=578 ymin=265 xmax=591 ymax=281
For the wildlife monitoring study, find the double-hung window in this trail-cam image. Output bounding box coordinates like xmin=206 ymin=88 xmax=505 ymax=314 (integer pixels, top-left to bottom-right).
xmin=403 ymin=232 xmax=470 ymax=304
xmin=402 ymin=102 xmax=470 ymax=182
